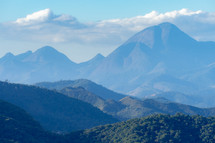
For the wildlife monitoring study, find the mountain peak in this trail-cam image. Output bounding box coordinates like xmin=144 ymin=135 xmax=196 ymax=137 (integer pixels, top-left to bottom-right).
xmin=79 ymin=53 xmax=105 ymax=69
xmin=0 ymin=52 xmax=15 ymax=61
xmin=22 ymin=46 xmax=76 ymax=65
xmin=95 ymin=53 xmax=104 ymax=58
xmin=35 ymin=46 xmax=58 ymax=54
xmin=16 ymin=51 xmax=33 ymax=60
xmin=124 ymin=22 xmax=195 ymax=49
xmin=89 ymin=53 xmax=104 ymax=62
xmin=3 ymin=52 xmax=14 ymax=58
xmin=158 ymin=22 xmax=176 ymax=27
xmin=33 ymin=46 xmax=66 ymax=60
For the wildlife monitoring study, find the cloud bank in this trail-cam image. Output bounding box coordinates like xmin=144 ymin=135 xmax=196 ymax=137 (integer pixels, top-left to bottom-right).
xmin=0 ymin=8 xmax=215 ymax=61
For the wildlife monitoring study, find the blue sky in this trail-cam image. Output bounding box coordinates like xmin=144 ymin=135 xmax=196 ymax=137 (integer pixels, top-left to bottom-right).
xmin=1 ymin=0 xmax=214 ymax=22
xmin=0 ymin=0 xmax=215 ymax=62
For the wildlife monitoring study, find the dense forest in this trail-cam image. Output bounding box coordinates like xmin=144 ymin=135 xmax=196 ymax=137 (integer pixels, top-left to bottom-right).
xmin=67 ymin=114 xmax=215 ymax=143
xmin=0 ymin=81 xmax=118 ymax=133
xmin=0 ymin=99 xmax=62 ymax=143
xmin=1 ymin=102 xmax=215 ymax=143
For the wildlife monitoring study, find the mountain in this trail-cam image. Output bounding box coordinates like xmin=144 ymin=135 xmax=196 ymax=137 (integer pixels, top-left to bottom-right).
xmin=89 ymin=22 xmax=215 ymax=93
xmin=112 ymin=96 xmax=215 ymax=120
xmin=1 ymin=23 xmax=215 ymax=107
xmin=36 ymin=79 xmax=126 ymax=100
xmin=37 ymin=81 xmax=215 ymax=121
xmin=0 ymin=46 xmax=77 ymax=83
xmin=0 ymin=47 xmax=106 ymax=84
xmin=143 ymin=91 xmax=204 ymax=106
xmin=84 ymin=22 xmax=215 ymax=107
xmin=77 ymin=53 xmax=105 ymax=77
xmin=0 ymin=99 xmax=62 ymax=143
xmin=60 ymin=86 xmax=107 ymax=110
xmin=0 ymin=81 xmax=118 ymax=133
xmin=58 ymin=86 xmax=126 ymax=118
xmin=67 ymin=114 xmax=215 ymax=143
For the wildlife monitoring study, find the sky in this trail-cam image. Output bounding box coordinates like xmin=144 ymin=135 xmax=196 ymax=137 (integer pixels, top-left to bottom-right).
xmin=0 ymin=0 xmax=215 ymax=62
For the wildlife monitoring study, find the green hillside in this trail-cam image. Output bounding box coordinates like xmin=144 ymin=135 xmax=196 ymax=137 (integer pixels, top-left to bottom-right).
xmin=0 ymin=99 xmax=62 ymax=143
xmin=0 ymin=81 xmax=118 ymax=133
xmin=67 ymin=114 xmax=215 ymax=143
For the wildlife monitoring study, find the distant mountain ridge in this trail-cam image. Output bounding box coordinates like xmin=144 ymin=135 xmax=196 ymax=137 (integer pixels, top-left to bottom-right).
xmin=1 ymin=22 xmax=215 ymax=107
xmin=36 ymin=79 xmax=126 ymax=101
xmin=0 ymin=46 xmax=77 ymax=83
xmin=89 ymin=23 xmax=215 ymax=89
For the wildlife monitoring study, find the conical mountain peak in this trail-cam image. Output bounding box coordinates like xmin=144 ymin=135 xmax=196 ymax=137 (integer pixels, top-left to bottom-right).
xmin=90 ymin=53 xmax=105 ymax=62
xmin=0 ymin=52 xmax=15 ymax=62
xmin=23 ymin=46 xmax=75 ymax=64
xmin=34 ymin=46 xmax=59 ymax=55
xmin=124 ymin=22 xmax=196 ymax=49
xmin=2 ymin=52 xmax=14 ymax=59
xmin=94 ymin=53 xmax=104 ymax=59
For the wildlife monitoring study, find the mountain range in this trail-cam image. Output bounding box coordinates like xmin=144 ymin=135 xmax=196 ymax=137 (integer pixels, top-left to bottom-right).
xmin=0 ymin=81 xmax=118 ymax=133
xmin=1 ymin=22 xmax=215 ymax=107
xmin=36 ymin=79 xmax=126 ymax=100
xmin=2 ymin=99 xmax=215 ymax=143
xmin=36 ymin=79 xmax=215 ymax=121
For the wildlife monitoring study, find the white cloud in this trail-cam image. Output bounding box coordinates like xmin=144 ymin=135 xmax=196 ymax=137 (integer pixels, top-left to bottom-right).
xmin=98 ymin=8 xmax=206 ymax=32
xmin=1 ymin=8 xmax=215 ymax=62
xmin=4 ymin=8 xmax=215 ymax=43
xmin=15 ymin=9 xmax=53 ymax=25
xmin=96 ymin=8 xmax=215 ymax=41
xmin=53 ymin=14 xmax=76 ymax=22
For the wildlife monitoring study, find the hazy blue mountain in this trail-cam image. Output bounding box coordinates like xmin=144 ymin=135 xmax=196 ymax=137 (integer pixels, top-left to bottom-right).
xmin=128 ymin=74 xmax=198 ymax=97
xmin=77 ymin=53 xmax=105 ymax=77
xmin=0 ymin=81 xmax=118 ymax=133
xmin=0 ymin=46 xmax=77 ymax=83
xmin=84 ymin=22 xmax=215 ymax=108
xmin=185 ymin=63 xmax=215 ymax=89
xmin=36 ymin=79 xmax=126 ymax=100
xmin=89 ymin=23 xmax=215 ymax=93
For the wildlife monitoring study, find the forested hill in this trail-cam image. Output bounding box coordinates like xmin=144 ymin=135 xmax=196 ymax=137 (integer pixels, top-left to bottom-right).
xmin=0 ymin=99 xmax=62 ymax=143
xmin=67 ymin=114 xmax=215 ymax=143
xmin=1 ymin=104 xmax=215 ymax=143
xmin=0 ymin=81 xmax=118 ymax=133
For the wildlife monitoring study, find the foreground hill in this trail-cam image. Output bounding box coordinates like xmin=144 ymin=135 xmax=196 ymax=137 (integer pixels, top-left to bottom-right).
xmin=116 ymin=97 xmax=215 ymax=120
xmin=67 ymin=114 xmax=215 ymax=143
xmin=2 ymin=106 xmax=215 ymax=143
xmin=0 ymin=81 xmax=118 ymax=133
xmin=0 ymin=99 xmax=62 ymax=143
xmin=62 ymin=93 xmax=215 ymax=120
